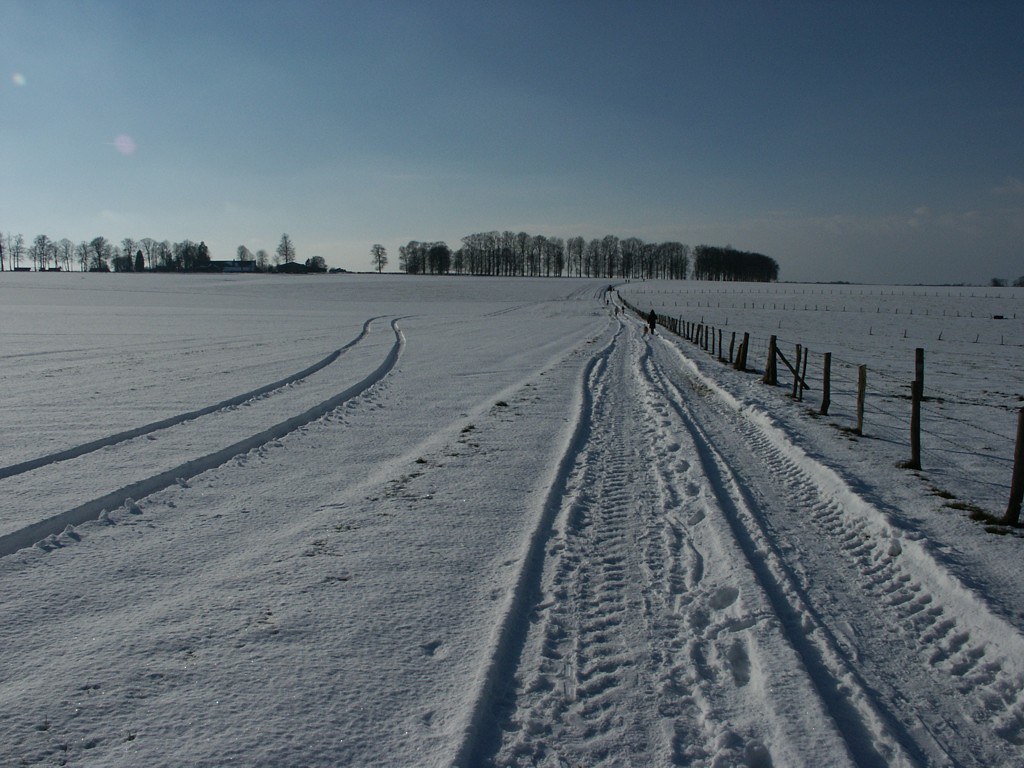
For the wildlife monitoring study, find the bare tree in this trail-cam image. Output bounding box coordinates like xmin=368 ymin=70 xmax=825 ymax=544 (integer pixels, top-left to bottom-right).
xmin=255 ymin=249 xmax=270 ymax=271
xmin=30 ymin=234 xmax=51 ymax=270
xmin=426 ymin=242 xmax=450 ymax=274
xmin=370 ymin=243 xmax=388 ymax=273
xmin=157 ymin=240 xmax=173 ymax=270
xmin=121 ymin=238 xmax=137 ymax=271
xmin=76 ymin=241 xmax=90 ymax=271
xmin=139 ymin=238 xmax=159 ymax=270
xmin=9 ymin=233 xmax=25 ymax=269
xmin=89 ymin=237 xmax=111 ymax=271
xmin=276 ymin=233 xmax=296 ymax=264
xmin=566 ymin=236 xmax=584 ymax=277
xmin=57 ymin=238 xmax=74 ymax=271
xmin=110 ymin=245 xmax=130 ymax=272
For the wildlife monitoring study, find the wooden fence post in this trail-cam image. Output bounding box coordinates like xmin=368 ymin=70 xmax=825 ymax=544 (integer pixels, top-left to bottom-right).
xmin=799 ymin=347 xmax=809 ymax=402
xmin=736 ymin=332 xmax=750 ymax=371
xmin=1002 ymin=409 xmax=1024 ymax=525
xmin=718 ymin=329 xmax=724 ymax=362
xmin=916 ymin=346 xmax=925 ymax=394
xmin=820 ymin=352 xmax=831 ymax=415
xmin=729 ymin=332 xmax=736 ymax=364
xmin=855 ymin=364 xmax=867 ymax=435
xmin=908 ymin=348 xmax=923 ymax=470
xmin=763 ymin=335 xmax=778 ymax=385
xmin=791 ymin=345 xmax=802 ymax=399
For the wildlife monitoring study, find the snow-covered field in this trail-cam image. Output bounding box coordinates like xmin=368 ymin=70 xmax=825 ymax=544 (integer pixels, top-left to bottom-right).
xmin=1 ymin=273 xmax=1023 ymax=766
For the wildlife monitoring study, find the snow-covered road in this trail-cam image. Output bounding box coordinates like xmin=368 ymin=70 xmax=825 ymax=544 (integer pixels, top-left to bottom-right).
xmin=485 ymin=319 xmax=853 ymax=766
xmin=485 ymin=313 xmax=1024 ymax=766
xmin=2 ymin=275 xmax=1023 ymax=767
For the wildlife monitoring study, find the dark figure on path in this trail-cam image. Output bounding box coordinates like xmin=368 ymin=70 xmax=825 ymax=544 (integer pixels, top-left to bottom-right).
xmin=647 ymin=309 xmax=657 ymax=335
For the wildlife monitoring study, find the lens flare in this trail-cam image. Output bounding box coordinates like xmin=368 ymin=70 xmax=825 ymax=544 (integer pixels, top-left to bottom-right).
xmin=12 ymin=73 xmax=26 ymax=86
xmin=113 ymin=134 xmax=137 ymax=156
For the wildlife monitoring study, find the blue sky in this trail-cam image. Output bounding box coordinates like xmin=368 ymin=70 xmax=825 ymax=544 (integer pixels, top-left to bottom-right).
xmin=2 ymin=0 xmax=1022 ymax=283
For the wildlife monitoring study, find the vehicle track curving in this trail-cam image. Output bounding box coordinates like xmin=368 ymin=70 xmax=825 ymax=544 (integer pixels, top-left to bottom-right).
xmin=0 ymin=317 xmax=380 ymax=481
xmin=0 ymin=319 xmax=403 ymax=557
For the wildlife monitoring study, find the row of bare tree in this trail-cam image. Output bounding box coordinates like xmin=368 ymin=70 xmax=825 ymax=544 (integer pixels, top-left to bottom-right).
xmin=0 ymin=231 xmax=313 ymax=273
xmin=399 ymin=232 xmax=694 ymax=279
xmin=0 ymin=232 xmax=212 ymax=272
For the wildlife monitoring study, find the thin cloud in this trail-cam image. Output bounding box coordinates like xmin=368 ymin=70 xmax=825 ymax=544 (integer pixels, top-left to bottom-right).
xmin=993 ymin=177 xmax=1024 ymax=195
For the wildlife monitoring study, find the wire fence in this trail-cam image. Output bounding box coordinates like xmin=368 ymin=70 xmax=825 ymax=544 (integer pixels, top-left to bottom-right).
xmin=618 ymin=290 xmax=1024 ymax=519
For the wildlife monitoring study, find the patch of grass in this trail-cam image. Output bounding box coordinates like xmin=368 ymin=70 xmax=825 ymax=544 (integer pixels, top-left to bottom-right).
xmin=946 ymin=500 xmax=987 ymax=516
xmin=929 ymin=487 xmax=956 ymax=500
xmin=495 ymin=400 xmax=508 ymax=407
xmin=954 ymin=504 xmax=1024 ymax=535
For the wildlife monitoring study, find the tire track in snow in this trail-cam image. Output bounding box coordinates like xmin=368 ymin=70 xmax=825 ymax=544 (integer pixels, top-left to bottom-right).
xmin=482 ymin=303 xmax=538 ymax=318
xmin=640 ymin=347 xmax=910 ymax=767
xmin=649 ymin=336 xmax=1024 ymax=766
xmin=490 ymin=327 xmax=682 ymax=766
xmin=495 ymin=328 xmax=685 ymax=766
xmin=485 ymin=322 xmax=853 ymax=767
xmin=0 ymin=317 xmax=379 ymax=481
xmin=632 ymin=339 xmax=812 ymax=767
xmin=0 ymin=320 xmax=403 ymax=558
xmin=451 ymin=320 xmax=621 ymax=768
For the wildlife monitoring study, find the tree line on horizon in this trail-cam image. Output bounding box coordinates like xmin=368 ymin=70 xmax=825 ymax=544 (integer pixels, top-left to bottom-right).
xmin=0 ymin=231 xmax=330 ymax=273
xmin=0 ymin=233 xmax=214 ymax=272
xmin=397 ymin=232 xmax=779 ymax=282
xmin=400 ymin=232 xmax=694 ymax=279
xmin=691 ymin=245 xmax=780 ymax=282
xmin=2 ymin=227 xmax=782 ymax=282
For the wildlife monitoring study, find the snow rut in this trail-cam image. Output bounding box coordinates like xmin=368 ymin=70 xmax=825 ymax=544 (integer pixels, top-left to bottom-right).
xmin=488 ymin=322 xmax=850 ymax=767
xmin=0 ymin=319 xmax=403 ymax=557
xmin=649 ymin=336 xmax=1024 ymax=766
xmin=0 ymin=317 xmax=378 ymax=481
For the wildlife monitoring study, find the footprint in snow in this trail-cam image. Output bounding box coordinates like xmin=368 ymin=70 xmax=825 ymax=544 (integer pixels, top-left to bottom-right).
xmin=709 ymin=586 xmax=739 ymax=610
xmin=420 ymin=640 xmax=447 ymax=659
xmin=727 ymin=638 xmax=752 ymax=687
